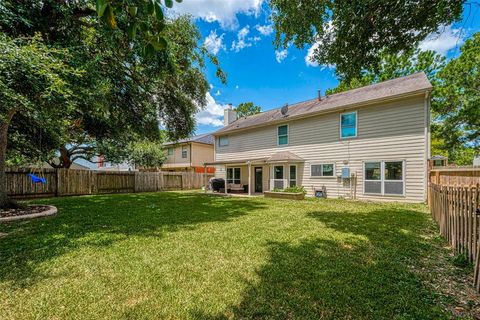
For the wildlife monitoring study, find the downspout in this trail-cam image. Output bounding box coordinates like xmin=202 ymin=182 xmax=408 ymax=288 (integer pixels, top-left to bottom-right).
xmin=424 ymin=90 xmax=431 ymax=202
xmin=189 ymin=143 xmax=192 ymax=171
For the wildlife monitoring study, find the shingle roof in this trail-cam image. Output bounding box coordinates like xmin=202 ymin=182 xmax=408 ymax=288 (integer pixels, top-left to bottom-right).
xmin=214 ymin=72 xmax=432 ymax=135
xmin=267 ymin=151 xmax=304 ymax=162
xmin=164 ymin=133 xmax=214 ymax=145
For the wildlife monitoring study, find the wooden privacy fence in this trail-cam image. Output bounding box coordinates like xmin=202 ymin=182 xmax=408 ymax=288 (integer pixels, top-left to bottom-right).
xmin=429 ymin=183 xmax=480 ymax=291
xmin=6 ymin=168 xmax=214 ymax=199
xmin=430 ymin=168 xmax=480 ymax=186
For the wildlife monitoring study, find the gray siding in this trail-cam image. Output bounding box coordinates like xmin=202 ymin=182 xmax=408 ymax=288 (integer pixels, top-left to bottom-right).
xmin=215 ymin=94 xmax=428 ymax=202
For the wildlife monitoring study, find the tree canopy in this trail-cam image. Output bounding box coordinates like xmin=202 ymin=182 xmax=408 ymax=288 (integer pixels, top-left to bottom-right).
xmin=0 ymin=34 xmax=77 ymax=207
xmin=270 ymin=0 xmax=464 ymax=80
xmin=1 ymin=1 xmax=221 ymax=168
xmin=325 ymin=49 xmax=446 ymax=95
xmin=433 ymin=32 xmax=480 ymax=153
xmin=0 ymin=1 xmax=224 ymax=207
xmin=235 ymin=102 xmax=262 ymax=118
xmin=324 ymin=33 xmax=479 ymax=165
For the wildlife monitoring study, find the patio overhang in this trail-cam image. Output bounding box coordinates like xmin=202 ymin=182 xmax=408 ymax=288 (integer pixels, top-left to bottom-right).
xmin=204 ymin=157 xmax=269 ymax=166
xmin=266 ymin=151 xmax=304 ymax=163
xmin=204 ymin=151 xmax=304 ymax=166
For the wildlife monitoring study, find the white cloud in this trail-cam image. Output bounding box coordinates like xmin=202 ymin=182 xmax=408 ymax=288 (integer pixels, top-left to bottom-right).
xmin=256 ymin=24 xmax=273 ymax=36
xmin=305 ymin=43 xmax=334 ymax=69
xmin=231 ymin=26 xmax=251 ymax=52
xmin=231 ymin=26 xmax=262 ymax=52
xmin=419 ymin=25 xmax=464 ymax=56
xmin=305 ymin=42 xmax=320 ymax=67
xmin=305 ymin=21 xmax=336 ymax=68
xmin=235 ymin=85 xmax=239 ymax=89
xmin=275 ymin=49 xmax=288 ymax=63
xmin=195 ymin=92 xmax=225 ymax=127
xmin=215 ymin=90 xmax=221 ymax=96
xmin=204 ymin=30 xmax=225 ymax=55
xmin=170 ymin=0 xmax=264 ymax=30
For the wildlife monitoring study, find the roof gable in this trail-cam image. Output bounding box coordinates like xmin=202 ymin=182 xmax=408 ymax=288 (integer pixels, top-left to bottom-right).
xmin=164 ymin=134 xmax=214 ymax=146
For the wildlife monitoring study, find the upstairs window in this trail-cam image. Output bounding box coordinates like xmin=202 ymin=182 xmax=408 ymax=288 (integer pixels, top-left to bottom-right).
xmin=182 ymin=146 xmax=187 ymax=158
xmin=340 ymin=111 xmax=357 ymax=139
xmin=167 ymin=147 xmax=173 ymax=156
xmin=278 ymin=125 xmax=288 ymax=145
xmin=311 ymin=164 xmax=335 ymax=177
xmin=219 ymin=136 xmax=229 ymax=147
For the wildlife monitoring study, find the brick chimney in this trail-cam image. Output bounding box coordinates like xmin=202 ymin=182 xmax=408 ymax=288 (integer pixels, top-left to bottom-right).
xmin=318 ymin=89 xmax=321 ymax=101
xmin=224 ymin=103 xmax=237 ymax=126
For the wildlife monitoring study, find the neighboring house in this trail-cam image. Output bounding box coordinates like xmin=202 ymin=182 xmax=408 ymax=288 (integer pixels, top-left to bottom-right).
xmin=429 ymin=155 xmax=448 ymax=168
xmin=208 ymin=72 xmax=432 ymax=203
xmin=162 ymin=134 xmax=215 ymax=173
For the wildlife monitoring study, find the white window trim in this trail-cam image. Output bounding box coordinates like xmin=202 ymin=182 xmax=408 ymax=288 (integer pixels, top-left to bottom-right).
xmin=218 ymin=136 xmax=229 ymax=147
xmin=272 ymin=164 xmax=286 ymax=189
xmin=226 ymin=167 xmax=241 ymax=184
xmin=340 ymin=111 xmax=358 ymax=139
xmin=363 ymin=160 xmax=406 ymax=197
xmin=181 ymin=146 xmax=188 ymax=158
xmin=289 ymin=164 xmax=297 ymax=187
xmin=310 ymin=163 xmax=336 ymax=178
xmin=277 ymin=124 xmax=289 ymax=146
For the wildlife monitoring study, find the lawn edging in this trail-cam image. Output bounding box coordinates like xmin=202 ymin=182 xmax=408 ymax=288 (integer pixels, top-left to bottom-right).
xmin=0 ymin=205 xmax=58 ymax=223
xmin=264 ymin=191 xmax=305 ymax=200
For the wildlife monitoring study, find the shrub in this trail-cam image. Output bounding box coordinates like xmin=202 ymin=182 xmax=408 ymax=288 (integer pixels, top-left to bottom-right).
xmin=271 ymin=186 xmax=307 ymax=194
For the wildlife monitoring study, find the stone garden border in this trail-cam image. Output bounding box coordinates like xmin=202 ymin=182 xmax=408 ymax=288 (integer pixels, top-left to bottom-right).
xmin=0 ymin=205 xmax=58 ymax=223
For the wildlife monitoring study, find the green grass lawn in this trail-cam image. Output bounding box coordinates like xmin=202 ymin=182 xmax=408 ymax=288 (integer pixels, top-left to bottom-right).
xmin=0 ymin=192 xmax=468 ymax=319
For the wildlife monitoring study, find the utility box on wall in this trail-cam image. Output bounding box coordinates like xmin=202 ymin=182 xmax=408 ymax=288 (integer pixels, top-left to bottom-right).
xmin=341 ymin=167 xmax=350 ymax=179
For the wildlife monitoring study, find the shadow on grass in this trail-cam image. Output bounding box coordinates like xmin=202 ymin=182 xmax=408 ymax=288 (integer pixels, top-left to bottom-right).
xmin=194 ymin=205 xmax=447 ymax=319
xmin=0 ymin=192 xmax=265 ymax=288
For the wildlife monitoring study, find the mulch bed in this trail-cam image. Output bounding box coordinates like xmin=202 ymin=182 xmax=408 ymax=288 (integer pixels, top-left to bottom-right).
xmin=0 ymin=205 xmax=52 ymax=218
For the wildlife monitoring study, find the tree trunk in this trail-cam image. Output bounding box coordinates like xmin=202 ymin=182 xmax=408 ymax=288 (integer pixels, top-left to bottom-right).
xmin=0 ymin=109 xmax=17 ymax=209
xmin=59 ymin=145 xmax=72 ymax=168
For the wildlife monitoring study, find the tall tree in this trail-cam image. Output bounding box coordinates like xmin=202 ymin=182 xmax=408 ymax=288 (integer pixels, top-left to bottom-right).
xmin=235 ymin=102 xmax=262 ymax=118
xmin=1 ymin=1 xmax=222 ymax=167
xmin=0 ymin=35 xmax=77 ymax=208
xmin=0 ymin=1 xmax=224 ymax=207
xmin=325 ymin=49 xmax=445 ymax=95
xmin=270 ymin=0 xmax=464 ymax=80
xmin=127 ymin=139 xmax=167 ymax=169
xmin=433 ymin=32 xmax=480 ymax=154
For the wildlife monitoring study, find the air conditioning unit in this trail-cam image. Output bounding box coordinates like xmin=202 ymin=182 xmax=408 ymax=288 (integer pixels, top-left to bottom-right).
xmin=315 ymin=186 xmax=327 ymax=198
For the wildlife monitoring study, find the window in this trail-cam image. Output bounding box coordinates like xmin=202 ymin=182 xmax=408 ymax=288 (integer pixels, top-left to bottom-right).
xmin=278 ymin=125 xmax=288 ymax=145
xmin=167 ymin=147 xmax=173 ymax=156
xmin=273 ymin=165 xmax=284 ymax=189
xmin=219 ymin=136 xmax=229 ymax=147
xmin=227 ymin=167 xmax=241 ymax=184
xmin=311 ymin=164 xmax=335 ymax=177
xmin=364 ymin=162 xmax=381 ymax=194
xmin=340 ymin=111 xmax=357 ymax=139
xmin=289 ymin=165 xmax=297 ymax=187
xmin=364 ymin=161 xmax=404 ymax=195
xmin=182 ymin=146 xmax=187 ymax=158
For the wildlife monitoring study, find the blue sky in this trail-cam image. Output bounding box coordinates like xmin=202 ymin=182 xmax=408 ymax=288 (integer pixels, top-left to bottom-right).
xmin=170 ymin=1 xmax=480 ymax=135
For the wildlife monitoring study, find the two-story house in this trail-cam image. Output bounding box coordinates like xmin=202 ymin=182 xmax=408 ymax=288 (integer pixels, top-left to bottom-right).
xmin=162 ymin=134 xmax=215 ymax=173
xmin=207 ymin=73 xmax=432 ymax=202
